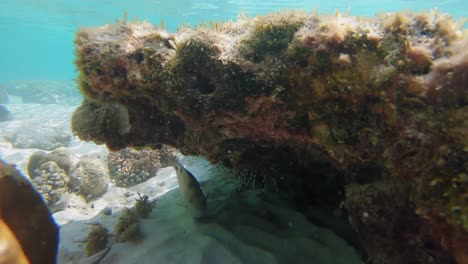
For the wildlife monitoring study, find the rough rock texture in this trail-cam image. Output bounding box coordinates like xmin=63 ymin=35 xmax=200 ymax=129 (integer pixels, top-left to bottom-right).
xmin=28 ymin=147 xmax=79 ymax=178
xmin=70 ymin=157 xmax=109 ymax=201
xmin=107 ymin=147 xmax=161 ymax=187
xmin=158 ymin=145 xmax=178 ymax=167
xmin=0 ymin=160 xmax=59 ymax=263
xmin=30 ymin=161 xmax=71 ymax=213
xmin=72 ymin=11 xmax=467 ymax=264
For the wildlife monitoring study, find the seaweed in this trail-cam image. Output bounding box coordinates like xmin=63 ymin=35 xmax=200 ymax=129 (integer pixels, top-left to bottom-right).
xmin=135 ymin=193 xmax=157 ymax=219
xmin=85 ymin=224 xmax=109 ymax=256
xmin=114 ymin=208 xmax=141 ymax=242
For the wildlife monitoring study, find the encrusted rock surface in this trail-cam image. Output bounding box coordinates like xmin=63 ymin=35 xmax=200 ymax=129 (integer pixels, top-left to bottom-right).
xmin=72 ymin=11 xmax=467 ymax=264
xmin=70 ymin=157 xmax=109 ymax=201
xmin=0 ymin=160 xmax=59 ymax=263
xmin=107 ymin=146 xmax=164 ymax=187
xmin=28 ymin=147 xmax=79 ymax=178
xmin=30 ymin=161 xmax=71 ymax=213
xmin=107 ymin=145 xmax=176 ymax=187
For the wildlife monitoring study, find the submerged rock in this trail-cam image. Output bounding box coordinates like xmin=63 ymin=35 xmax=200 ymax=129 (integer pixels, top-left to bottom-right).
xmin=30 ymin=161 xmax=71 ymax=213
xmin=11 ymin=125 xmax=72 ymax=150
xmin=72 ymin=10 xmax=467 ymax=263
xmin=0 ymin=160 xmax=59 ymax=263
xmin=107 ymin=147 xmax=161 ymax=187
xmin=0 ymin=105 xmax=12 ymax=122
xmin=28 ymin=147 xmax=79 ymax=178
xmin=70 ymin=157 xmax=109 ymax=201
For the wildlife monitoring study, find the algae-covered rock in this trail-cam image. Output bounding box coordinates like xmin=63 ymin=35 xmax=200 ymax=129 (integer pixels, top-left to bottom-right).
xmin=70 ymin=157 xmax=109 ymax=201
xmin=344 ymin=181 xmax=456 ymax=264
xmin=71 ymin=100 xmax=132 ymax=150
xmin=106 ymin=145 xmax=176 ymax=187
xmin=72 ymin=10 xmax=467 ymax=263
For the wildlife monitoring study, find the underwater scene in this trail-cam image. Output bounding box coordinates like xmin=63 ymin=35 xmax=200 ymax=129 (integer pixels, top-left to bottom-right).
xmin=0 ymin=1 xmax=467 ymax=263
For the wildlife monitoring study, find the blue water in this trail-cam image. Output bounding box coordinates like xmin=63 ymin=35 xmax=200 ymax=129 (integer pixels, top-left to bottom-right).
xmin=0 ymin=0 xmax=466 ymax=82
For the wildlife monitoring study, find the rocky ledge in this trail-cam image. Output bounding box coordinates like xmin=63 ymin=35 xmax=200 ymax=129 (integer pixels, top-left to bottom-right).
xmin=71 ymin=10 xmax=467 ymax=264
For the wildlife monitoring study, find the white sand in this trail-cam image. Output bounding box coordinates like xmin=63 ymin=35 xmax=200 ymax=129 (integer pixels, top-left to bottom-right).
xmin=0 ymin=103 xmax=108 ymax=175
xmin=0 ymin=103 xmax=364 ymax=264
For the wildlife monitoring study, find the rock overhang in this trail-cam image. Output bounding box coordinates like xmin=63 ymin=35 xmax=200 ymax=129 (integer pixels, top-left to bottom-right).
xmin=72 ymin=10 xmax=467 ymax=264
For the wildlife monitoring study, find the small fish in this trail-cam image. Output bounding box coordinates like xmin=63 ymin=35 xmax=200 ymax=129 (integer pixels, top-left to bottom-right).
xmin=0 ymin=218 xmax=29 ymax=264
xmin=170 ymin=159 xmax=207 ymax=218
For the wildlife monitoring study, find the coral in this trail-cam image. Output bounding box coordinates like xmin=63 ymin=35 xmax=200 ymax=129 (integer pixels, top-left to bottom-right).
xmin=134 ymin=193 xmax=157 ymax=218
xmin=30 ymin=161 xmax=70 ymax=213
xmin=0 ymin=160 xmax=59 ymax=263
xmin=107 ymin=147 xmax=161 ymax=187
xmin=114 ymin=208 xmax=141 ymax=242
xmin=72 ymin=10 xmax=467 ymax=263
xmin=158 ymin=145 xmax=178 ymax=167
xmin=85 ymin=224 xmax=109 ymax=256
xmin=28 ymin=147 xmax=79 ymax=178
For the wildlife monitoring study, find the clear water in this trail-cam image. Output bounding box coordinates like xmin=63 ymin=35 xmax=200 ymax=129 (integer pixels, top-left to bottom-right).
xmin=0 ymin=0 xmax=466 ymax=81
xmin=0 ymin=1 xmax=467 ymax=263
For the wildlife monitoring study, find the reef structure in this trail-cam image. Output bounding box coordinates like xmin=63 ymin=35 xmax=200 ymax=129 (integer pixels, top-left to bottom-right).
xmin=72 ymin=10 xmax=467 ymax=264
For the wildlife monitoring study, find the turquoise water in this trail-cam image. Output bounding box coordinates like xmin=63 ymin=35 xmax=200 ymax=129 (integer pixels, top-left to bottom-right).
xmin=0 ymin=0 xmax=466 ymax=82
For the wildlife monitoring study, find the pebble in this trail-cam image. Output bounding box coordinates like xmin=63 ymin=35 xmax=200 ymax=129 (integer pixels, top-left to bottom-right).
xmin=101 ymin=207 xmax=112 ymax=216
xmin=124 ymin=191 xmax=134 ymax=197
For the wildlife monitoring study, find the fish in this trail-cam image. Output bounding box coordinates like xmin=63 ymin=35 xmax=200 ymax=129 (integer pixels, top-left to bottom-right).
xmin=170 ymin=159 xmax=207 ymax=218
xmin=0 ymin=218 xmax=29 ymax=264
